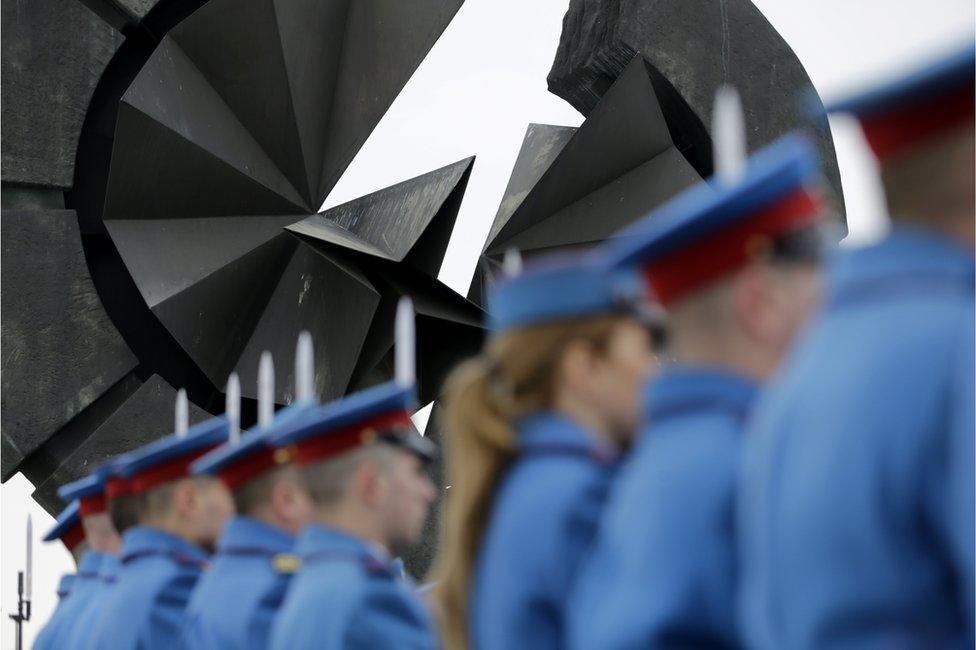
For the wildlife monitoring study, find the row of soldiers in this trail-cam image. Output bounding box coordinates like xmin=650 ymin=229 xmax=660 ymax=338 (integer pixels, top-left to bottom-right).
xmin=32 ymin=42 xmax=974 ymax=649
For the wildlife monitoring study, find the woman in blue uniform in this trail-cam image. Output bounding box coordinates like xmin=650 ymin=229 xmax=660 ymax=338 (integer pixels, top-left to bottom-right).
xmin=432 ymin=253 xmax=663 ymax=649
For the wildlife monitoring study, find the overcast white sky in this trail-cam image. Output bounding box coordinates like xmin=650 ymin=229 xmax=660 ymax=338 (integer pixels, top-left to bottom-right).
xmin=3 ymin=0 xmax=973 ymax=645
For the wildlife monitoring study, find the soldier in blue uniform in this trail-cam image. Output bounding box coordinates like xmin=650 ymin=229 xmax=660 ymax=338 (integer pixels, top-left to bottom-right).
xmin=33 ymin=502 xmax=85 ymax=650
xmin=84 ymin=391 xmax=235 ymax=650
xmin=430 ymin=253 xmax=663 ymax=649
xmin=183 ymin=346 xmax=318 ymax=649
xmin=45 ymin=466 xmax=122 ymax=650
xmin=569 ymin=128 xmax=829 ymax=648
xmin=739 ymin=44 xmax=975 ymax=649
xmin=270 ymin=301 xmax=440 ymax=650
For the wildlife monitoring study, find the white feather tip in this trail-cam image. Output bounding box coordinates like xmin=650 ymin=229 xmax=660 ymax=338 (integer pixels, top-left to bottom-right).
xmin=395 ymin=297 xmax=415 ymax=388
xmin=712 ymin=85 xmax=747 ymax=185
xmin=175 ymin=389 xmax=189 ymax=438
xmin=258 ymin=352 xmax=274 ymax=427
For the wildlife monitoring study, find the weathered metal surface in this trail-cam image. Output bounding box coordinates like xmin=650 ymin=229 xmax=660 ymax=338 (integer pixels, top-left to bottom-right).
xmin=1 ymin=210 xmax=137 ymax=480
xmin=471 ymin=56 xmax=702 ymax=302
xmin=31 ymin=375 xmax=209 ymax=512
xmin=1 ymin=0 xmax=122 ymax=188
xmin=289 ymin=157 xmax=474 ymax=278
xmin=548 ymin=0 xmax=844 ymax=209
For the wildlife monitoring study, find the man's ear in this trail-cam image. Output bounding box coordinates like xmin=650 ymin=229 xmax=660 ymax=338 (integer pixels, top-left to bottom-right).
xmin=354 ymin=459 xmax=385 ymax=508
xmin=171 ymin=478 xmax=198 ymax=519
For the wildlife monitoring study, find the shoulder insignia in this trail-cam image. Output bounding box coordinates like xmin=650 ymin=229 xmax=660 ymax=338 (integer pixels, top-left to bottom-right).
xmin=272 ymin=553 xmax=302 ymax=574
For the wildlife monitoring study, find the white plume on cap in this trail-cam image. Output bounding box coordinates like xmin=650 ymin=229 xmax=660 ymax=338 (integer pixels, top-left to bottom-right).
xmin=712 ymin=84 xmax=747 ymax=185
xmin=295 ymin=331 xmax=314 ymax=403
xmin=395 ymin=297 xmax=415 ymax=388
xmin=258 ymin=351 xmax=274 ymax=428
xmin=175 ymin=388 xmax=189 ymax=438
xmin=226 ymin=372 xmax=241 ymax=444
xmin=503 ymin=247 xmax=523 ymax=278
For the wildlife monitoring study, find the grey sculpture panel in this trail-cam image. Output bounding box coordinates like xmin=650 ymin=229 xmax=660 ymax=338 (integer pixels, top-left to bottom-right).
xmin=548 ymin=0 xmax=844 ymax=209
xmin=233 ymin=241 xmax=381 ymax=403
xmin=289 ymin=157 xmax=474 ymax=274
xmin=318 ymin=0 xmax=465 ymax=200
xmin=151 ymin=234 xmax=298 ymax=391
xmin=489 ymin=55 xmax=690 ymax=252
xmin=106 ymin=215 xmax=303 ymax=308
xmin=1 ymin=0 xmax=122 ymax=188
xmin=494 ymin=147 xmax=700 ymax=254
xmin=1 ymin=210 xmax=137 ymax=480
xmin=32 ymin=375 xmax=209 ymax=511
xmin=472 ymin=55 xmax=704 ymax=302
xmin=487 ymin=124 xmax=577 ymax=247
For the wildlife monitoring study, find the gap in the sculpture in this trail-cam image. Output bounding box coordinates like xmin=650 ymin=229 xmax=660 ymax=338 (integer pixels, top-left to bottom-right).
xmin=412 ymin=401 xmax=435 ymax=436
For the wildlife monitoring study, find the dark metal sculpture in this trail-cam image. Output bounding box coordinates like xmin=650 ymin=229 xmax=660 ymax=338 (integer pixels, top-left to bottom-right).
xmin=471 ymin=55 xmax=705 ymax=302
xmin=0 ymin=210 xmax=137 ymax=481
xmin=2 ymin=0 xmax=477 ymax=540
xmin=548 ymin=0 xmax=844 ymax=208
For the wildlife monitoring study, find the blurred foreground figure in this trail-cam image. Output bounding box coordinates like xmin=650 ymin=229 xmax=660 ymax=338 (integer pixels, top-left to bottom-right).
xmin=182 ymin=347 xmax=317 ymax=650
xmin=49 ymin=466 xmax=122 ymax=650
xmin=84 ymin=400 xmax=234 ymax=649
xmin=739 ymin=44 xmax=975 ymax=649
xmin=433 ymin=253 xmax=661 ymax=649
xmin=33 ymin=502 xmax=85 ymax=650
xmin=570 ymin=129 xmax=827 ymax=648
xmin=270 ymin=302 xmax=440 ymax=650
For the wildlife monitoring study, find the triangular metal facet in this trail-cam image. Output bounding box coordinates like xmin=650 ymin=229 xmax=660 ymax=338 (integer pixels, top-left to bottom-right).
xmin=170 ymin=0 xmax=315 ymax=206
xmin=106 ymin=215 xmax=304 ymax=308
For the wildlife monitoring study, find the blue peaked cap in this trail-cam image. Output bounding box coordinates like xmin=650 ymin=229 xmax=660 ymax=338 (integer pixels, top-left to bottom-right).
xmin=43 ymin=500 xmax=81 ymax=543
xmin=594 ymin=134 xmax=820 ymax=272
xmin=191 ymin=400 xmax=319 ymax=478
xmin=487 ymin=253 xmax=651 ymax=332
xmin=117 ymin=415 xmax=228 ymax=480
xmin=272 ymin=381 xmax=435 ymax=461
xmin=824 ymin=42 xmax=975 ymax=117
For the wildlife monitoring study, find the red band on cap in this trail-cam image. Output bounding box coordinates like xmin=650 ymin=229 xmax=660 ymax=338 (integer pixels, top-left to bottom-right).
xmin=861 ymin=81 xmax=975 ymax=161
xmin=644 ymin=188 xmax=821 ymax=306
xmin=217 ymin=447 xmax=279 ymax=491
xmin=130 ymin=445 xmax=218 ymax=495
xmin=105 ymin=476 xmax=132 ymax=500
xmin=293 ymin=410 xmax=413 ymax=467
xmin=79 ymin=494 xmax=107 ymax=516
xmin=62 ymin=522 xmax=85 ymax=552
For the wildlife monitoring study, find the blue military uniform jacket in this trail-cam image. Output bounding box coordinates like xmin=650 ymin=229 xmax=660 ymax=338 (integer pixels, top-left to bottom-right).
xmin=739 ymin=227 xmax=975 ymax=649
xmin=62 ymin=554 xmax=119 ymax=650
xmin=44 ymin=551 xmax=107 ymax=649
xmin=569 ymin=368 xmax=758 ymax=649
xmin=270 ymin=525 xmax=436 ymax=649
xmin=84 ymin=527 xmax=209 ymax=649
xmin=472 ymin=412 xmax=619 ymax=649
xmin=182 ymin=517 xmax=295 ymax=649
xmin=33 ymin=573 xmax=75 ymax=650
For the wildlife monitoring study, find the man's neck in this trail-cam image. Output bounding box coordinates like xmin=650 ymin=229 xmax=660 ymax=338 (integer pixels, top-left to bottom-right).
xmin=139 ymin=516 xmax=198 ymax=547
xmin=670 ymin=338 xmax=774 ymax=383
xmin=313 ymin=506 xmax=389 ymax=556
xmin=246 ymin=508 xmax=299 ymax=537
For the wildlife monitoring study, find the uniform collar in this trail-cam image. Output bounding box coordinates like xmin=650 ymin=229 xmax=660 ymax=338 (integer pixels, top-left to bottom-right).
xmin=516 ymin=411 xmax=617 ymax=461
xmin=120 ymin=526 xmax=209 ymax=565
xmin=830 ymin=226 xmax=974 ymax=294
xmin=646 ymin=365 xmax=759 ymax=425
xmin=217 ymin=516 xmax=294 ymax=555
xmin=97 ymin=553 xmax=120 ymax=581
xmin=57 ymin=574 xmax=75 ymax=597
xmin=77 ymin=550 xmax=106 ymax=577
xmin=294 ymin=524 xmax=375 ymax=557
